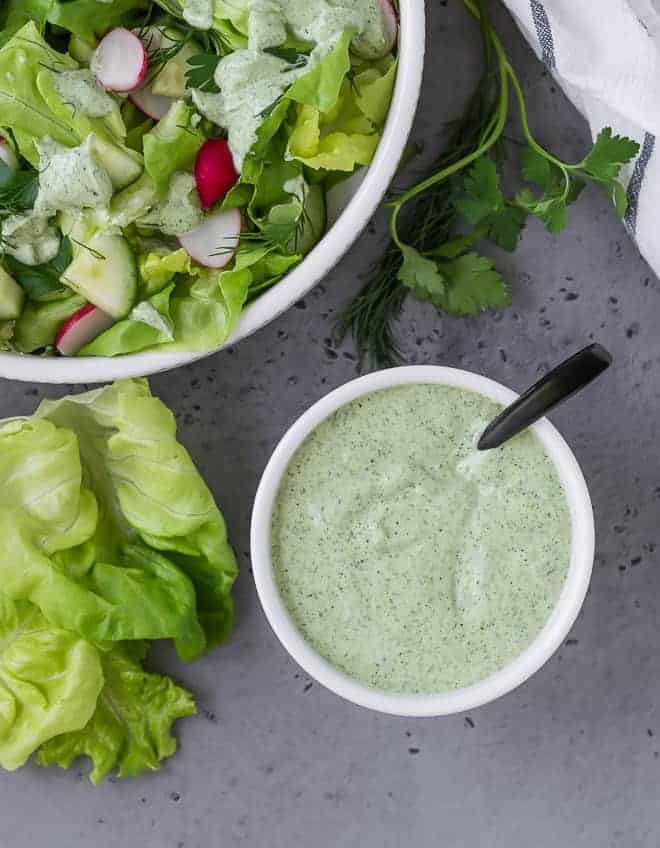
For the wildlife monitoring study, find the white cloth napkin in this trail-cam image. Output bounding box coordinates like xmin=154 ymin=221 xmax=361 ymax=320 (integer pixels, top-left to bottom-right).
xmin=501 ymin=0 xmax=660 ymax=272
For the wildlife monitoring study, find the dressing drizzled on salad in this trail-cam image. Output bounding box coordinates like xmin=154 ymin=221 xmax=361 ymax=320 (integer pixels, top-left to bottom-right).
xmin=193 ymin=0 xmax=395 ymax=167
xmin=0 ymin=0 xmax=397 ymax=357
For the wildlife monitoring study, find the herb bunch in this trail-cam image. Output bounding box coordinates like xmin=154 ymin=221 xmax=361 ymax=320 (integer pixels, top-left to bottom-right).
xmin=338 ymin=0 xmax=640 ymax=368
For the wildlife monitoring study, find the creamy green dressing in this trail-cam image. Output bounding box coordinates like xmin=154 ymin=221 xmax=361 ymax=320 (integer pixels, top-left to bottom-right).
xmin=1 ymin=212 xmax=60 ymax=265
xmin=139 ymin=171 xmax=204 ymax=235
xmin=52 ymin=69 xmax=116 ymax=118
xmin=271 ymin=384 xmax=572 ymax=694
xmin=182 ymin=0 xmax=214 ymax=30
xmin=193 ymin=0 xmax=392 ymax=169
xmin=34 ymin=136 xmax=113 ymax=217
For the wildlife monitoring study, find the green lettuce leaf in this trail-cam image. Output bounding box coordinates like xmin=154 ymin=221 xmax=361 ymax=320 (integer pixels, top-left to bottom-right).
xmin=143 ymin=101 xmax=205 ymax=196
xmin=1 ymin=0 xmax=148 ymax=44
xmin=81 ymin=259 xmax=249 ymax=357
xmin=38 ymin=644 xmax=195 ymax=784
xmin=0 ymin=415 xmax=205 ymax=658
xmin=12 ymin=291 xmax=87 ymax=353
xmin=287 ymin=58 xmax=396 ymax=172
xmin=0 ymin=594 xmax=103 ymax=771
xmin=36 ymin=380 xmax=238 ymax=652
xmin=79 ymin=284 xmax=175 ymax=355
xmin=287 ymin=28 xmax=353 ymax=112
xmin=0 ymin=23 xmax=128 ymax=165
xmin=139 ymin=248 xmax=192 ymax=296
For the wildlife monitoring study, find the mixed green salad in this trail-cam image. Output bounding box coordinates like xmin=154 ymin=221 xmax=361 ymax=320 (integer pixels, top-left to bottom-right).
xmin=0 ymin=379 xmax=237 ymax=782
xmin=0 ymin=0 xmax=397 ymax=357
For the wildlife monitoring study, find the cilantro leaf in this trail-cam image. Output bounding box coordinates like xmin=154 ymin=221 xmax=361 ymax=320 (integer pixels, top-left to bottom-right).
xmin=0 ymin=160 xmax=39 ymax=215
xmin=185 ymin=54 xmax=220 ymax=93
xmin=458 ymin=157 xmax=503 ymax=225
xmin=4 ymin=236 xmax=72 ymax=298
xmin=521 ymin=147 xmax=555 ymax=190
xmin=487 ymin=204 xmax=527 ymax=250
xmin=435 ymin=253 xmax=510 ymax=317
xmin=397 ymin=245 xmax=445 ymax=298
xmin=458 ymin=158 xmax=526 ymax=251
xmin=580 ymin=128 xmax=639 ymax=182
xmin=515 ymin=188 xmax=568 ymax=234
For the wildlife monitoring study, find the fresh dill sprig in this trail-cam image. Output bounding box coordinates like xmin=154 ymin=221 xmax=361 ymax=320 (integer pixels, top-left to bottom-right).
xmin=337 ymin=0 xmax=639 ymax=368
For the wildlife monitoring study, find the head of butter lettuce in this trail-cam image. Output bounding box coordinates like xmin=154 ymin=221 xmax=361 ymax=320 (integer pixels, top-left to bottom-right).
xmin=0 ymin=379 xmax=237 ymax=781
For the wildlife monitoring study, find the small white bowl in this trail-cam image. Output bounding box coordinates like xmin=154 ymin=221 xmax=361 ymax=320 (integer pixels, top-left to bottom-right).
xmin=250 ymin=366 xmax=595 ymax=717
xmin=0 ymin=1 xmax=426 ymax=384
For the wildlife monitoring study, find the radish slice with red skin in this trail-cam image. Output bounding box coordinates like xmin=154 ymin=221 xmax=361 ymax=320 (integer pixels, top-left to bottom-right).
xmin=130 ymin=86 xmax=174 ymax=120
xmin=92 ymin=28 xmax=147 ymax=93
xmin=380 ymin=0 xmax=398 ymax=52
xmin=194 ymin=139 xmax=239 ymax=210
xmin=55 ymin=304 xmax=115 ymax=355
xmin=178 ymin=208 xmax=242 ymax=269
xmin=0 ymin=137 xmax=18 ymax=170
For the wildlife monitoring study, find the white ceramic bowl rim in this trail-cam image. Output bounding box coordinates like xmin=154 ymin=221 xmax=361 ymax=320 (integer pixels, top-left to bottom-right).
xmin=250 ymin=366 xmax=595 ymax=717
xmin=0 ymin=1 xmax=426 ymax=384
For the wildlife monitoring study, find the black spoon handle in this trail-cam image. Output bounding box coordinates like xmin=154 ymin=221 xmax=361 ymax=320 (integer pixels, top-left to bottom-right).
xmin=477 ymin=343 xmax=613 ymax=451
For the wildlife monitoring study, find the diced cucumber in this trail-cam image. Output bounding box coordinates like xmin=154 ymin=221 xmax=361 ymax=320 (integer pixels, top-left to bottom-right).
xmin=90 ymin=135 xmax=143 ymax=190
xmin=109 ymin=173 xmax=158 ymax=227
xmin=151 ymin=33 xmax=201 ymax=99
xmin=14 ymin=293 xmax=87 ymax=353
xmin=0 ymin=266 xmax=24 ymax=320
xmin=288 ymin=184 xmax=326 ymax=256
xmin=68 ymin=34 xmax=96 ymax=64
xmin=62 ymin=232 xmax=137 ymax=318
xmin=57 ymin=210 xmax=97 ymax=255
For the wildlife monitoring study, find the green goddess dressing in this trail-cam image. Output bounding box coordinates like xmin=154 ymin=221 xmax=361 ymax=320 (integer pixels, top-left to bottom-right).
xmin=271 ymin=384 xmax=572 ymax=694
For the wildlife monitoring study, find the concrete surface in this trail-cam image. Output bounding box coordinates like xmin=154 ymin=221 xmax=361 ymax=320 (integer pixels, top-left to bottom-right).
xmin=1 ymin=3 xmax=658 ymax=846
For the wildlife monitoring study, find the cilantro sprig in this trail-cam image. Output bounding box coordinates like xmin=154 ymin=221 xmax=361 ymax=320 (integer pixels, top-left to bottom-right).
xmin=339 ymin=0 xmax=639 ymax=367
xmin=0 ymin=159 xmax=39 ymax=216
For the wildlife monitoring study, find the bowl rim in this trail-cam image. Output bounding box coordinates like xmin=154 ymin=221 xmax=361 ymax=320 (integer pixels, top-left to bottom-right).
xmin=250 ymin=365 xmax=595 ymax=717
xmin=0 ymin=0 xmax=427 ymax=384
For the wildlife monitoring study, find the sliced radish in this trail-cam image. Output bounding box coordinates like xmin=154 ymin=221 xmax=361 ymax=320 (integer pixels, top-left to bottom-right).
xmin=178 ymin=208 xmax=242 ymax=269
xmin=130 ymin=86 xmax=174 ymax=120
xmin=92 ymin=28 xmax=147 ymax=93
xmin=0 ymin=137 xmax=18 ymax=170
xmin=352 ymin=0 xmax=398 ymax=59
xmin=55 ymin=304 xmax=115 ymax=356
xmin=129 ymin=26 xmax=175 ymax=119
xmin=380 ymin=0 xmax=398 ymax=52
xmin=194 ymin=139 xmax=238 ymax=210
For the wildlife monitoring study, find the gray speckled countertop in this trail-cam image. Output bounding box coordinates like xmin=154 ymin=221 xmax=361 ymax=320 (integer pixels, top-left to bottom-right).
xmin=1 ymin=3 xmax=658 ymax=846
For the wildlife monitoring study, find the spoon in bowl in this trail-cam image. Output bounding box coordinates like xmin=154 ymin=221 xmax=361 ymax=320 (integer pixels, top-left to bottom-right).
xmin=477 ymin=342 xmax=612 ymax=451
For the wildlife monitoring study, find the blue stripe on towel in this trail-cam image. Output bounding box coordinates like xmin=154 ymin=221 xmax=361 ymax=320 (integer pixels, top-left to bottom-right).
xmin=624 ymin=132 xmax=655 ymax=235
xmin=530 ymin=0 xmax=556 ymax=68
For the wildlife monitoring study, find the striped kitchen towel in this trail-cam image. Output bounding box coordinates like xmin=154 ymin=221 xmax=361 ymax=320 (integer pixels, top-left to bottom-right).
xmin=502 ymin=0 xmax=660 ymax=270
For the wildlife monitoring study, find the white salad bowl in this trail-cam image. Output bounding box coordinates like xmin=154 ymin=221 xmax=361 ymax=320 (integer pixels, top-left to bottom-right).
xmin=250 ymin=365 xmax=595 ymax=717
xmin=0 ymin=1 xmax=426 ymax=384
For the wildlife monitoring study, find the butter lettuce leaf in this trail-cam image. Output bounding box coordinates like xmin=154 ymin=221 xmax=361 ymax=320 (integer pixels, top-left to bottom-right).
xmin=287 ymin=58 xmax=395 ymax=172
xmin=0 ymin=415 xmax=205 ymax=659
xmin=143 ymin=101 xmax=206 ymax=196
xmin=36 ymin=380 xmax=238 ymax=652
xmin=38 ymin=644 xmax=195 ymax=784
xmin=0 ymin=23 xmax=128 ymax=165
xmin=0 ymin=381 xmax=237 ymax=660
xmin=287 ymin=29 xmax=353 ymax=112
xmin=0 ymin=594 xmax=103 ymax=771
xmin=1 ymin=0 xmax=148 ymax=44
xmin=81 ymin=259 xmax=249 ymax=358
